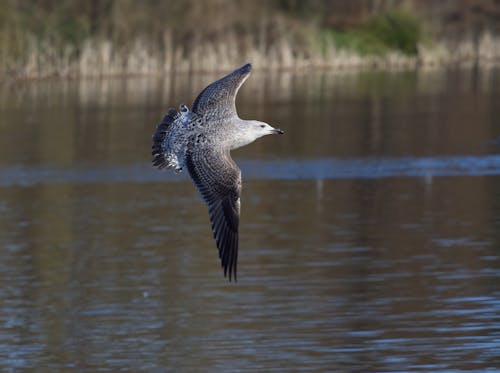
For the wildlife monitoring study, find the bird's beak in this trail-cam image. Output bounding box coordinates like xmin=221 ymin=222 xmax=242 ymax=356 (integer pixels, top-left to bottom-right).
xmin=273 ymin=129 xmax=285 ymax=135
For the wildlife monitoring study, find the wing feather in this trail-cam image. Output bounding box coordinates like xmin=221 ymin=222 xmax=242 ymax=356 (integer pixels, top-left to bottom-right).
xmin=192 ymin=63 xmax=252 ymax=119
xmin=185 ymin=144 xmax=241 ymax=281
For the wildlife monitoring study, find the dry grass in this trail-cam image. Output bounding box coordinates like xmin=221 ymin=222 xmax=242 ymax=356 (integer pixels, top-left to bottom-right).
xmin=1 ymin=1 xmax=500 ymax=80
xmin=4 ymin=31 xmax=500 ymax=80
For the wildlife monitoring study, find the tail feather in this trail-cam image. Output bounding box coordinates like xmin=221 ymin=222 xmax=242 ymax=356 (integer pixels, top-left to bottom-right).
xmin=152 ymin=108 xmax=178 ymax=169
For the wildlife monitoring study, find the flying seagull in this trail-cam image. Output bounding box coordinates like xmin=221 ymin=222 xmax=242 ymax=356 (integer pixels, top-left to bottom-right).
xmin=152 ymin=63 xmax=284 ymax=281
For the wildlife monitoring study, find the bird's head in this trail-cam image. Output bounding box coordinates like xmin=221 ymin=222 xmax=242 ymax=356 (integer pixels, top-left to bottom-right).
xmin=249 ymin=120 xmax=285 ymax=137
xmin=230 ymin=119 xmax=284 ymax=150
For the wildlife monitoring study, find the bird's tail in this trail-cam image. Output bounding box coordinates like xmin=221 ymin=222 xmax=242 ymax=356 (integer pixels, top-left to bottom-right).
xmin=152 ymin=108 xmax=179 ymax=169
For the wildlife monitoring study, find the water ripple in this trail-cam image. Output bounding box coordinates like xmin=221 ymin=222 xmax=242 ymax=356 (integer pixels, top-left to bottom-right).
xmin=2 ymin=154 xmax=500 ymax=186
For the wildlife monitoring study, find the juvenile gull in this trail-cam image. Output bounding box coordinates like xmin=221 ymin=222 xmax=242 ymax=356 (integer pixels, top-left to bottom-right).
xmin=152 ymin=63 xmax=284 ymax=281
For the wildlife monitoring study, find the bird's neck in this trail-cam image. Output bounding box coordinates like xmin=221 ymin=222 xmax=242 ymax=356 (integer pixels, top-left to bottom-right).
xmin=229 ymin=118 xmax=262 ymax=150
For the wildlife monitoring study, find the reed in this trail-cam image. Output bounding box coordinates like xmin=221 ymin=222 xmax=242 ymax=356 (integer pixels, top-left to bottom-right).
xmin=1 ymin=4 xmax=500 ymax=80
xmin=5 ymin=31 xmax=500 ymax=80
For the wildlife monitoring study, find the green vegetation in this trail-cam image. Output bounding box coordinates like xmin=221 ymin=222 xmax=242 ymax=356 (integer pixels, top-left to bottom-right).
xmin=320 ymin=9 xmax=423 ymax=56
xmin=0 ymin=1 xmax=496 ymax=78
xmin=365 ymin=9 xmax=422 ymax=54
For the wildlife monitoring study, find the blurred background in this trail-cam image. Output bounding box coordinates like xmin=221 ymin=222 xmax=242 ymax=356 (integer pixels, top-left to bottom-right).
xmin=0 ymin=1 xmax=500 ymax=372
xmin=1 ymin=0 xmax=500 ymax=77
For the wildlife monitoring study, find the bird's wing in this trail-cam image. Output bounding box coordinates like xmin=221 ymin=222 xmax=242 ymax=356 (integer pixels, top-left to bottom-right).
xmin=192 ymin=63 xmax=252 ymax=119
xmin=185 ymin=143 xmax=241 ymax=281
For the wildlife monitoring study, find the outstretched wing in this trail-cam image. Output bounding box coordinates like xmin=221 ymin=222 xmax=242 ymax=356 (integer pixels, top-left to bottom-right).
xmin=185 ymin=144 xmax=241 ymax=281
xmin=192 ymin=63 xmax=252 ymax=119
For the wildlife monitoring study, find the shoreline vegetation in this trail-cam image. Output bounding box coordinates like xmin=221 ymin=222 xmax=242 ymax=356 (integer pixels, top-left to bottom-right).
xmin=1 ymin=1 xmax=500 ymax=80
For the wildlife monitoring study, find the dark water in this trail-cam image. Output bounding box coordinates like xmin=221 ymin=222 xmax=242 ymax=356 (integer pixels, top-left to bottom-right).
xmin=0 ymin=66 xmax=499 ymax=372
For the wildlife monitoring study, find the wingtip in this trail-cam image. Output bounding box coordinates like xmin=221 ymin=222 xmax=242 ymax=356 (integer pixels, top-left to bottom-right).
xmin=222 ymin=260 xmax=238 ymax=282
xmin=240 ymin=63 xmax=252 ymax=73
xmin=191 ymin=63 xmax=252 ymax=115
xmin=224 ymin=268 xmax=238 ymax=282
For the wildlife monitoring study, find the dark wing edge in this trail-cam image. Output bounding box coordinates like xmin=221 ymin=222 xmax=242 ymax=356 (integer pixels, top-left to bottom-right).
xmin=191 ymin=63 xmax=252 ymax=118
xmin=185 ymin=145 xmax=241 ymax=281
xmin=152 ymin=108 xmax=178 ymax=169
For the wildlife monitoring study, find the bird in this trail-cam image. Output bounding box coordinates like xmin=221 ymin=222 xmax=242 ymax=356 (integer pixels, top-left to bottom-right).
xmin=152 ymin=63 xmax=284 ymax=281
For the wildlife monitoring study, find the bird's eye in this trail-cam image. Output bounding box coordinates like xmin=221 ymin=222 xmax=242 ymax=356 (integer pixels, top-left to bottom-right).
xmin=260 ymin=125 xmax=265 ymax=128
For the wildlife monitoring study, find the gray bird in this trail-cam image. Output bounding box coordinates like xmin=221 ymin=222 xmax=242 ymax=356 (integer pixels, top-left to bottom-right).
xmin=152 ymin=63 xmax=284 ymax=281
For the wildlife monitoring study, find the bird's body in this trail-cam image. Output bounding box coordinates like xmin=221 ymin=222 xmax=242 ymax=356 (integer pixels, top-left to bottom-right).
xmin=152 ymin=63 xmax=284 ymax=281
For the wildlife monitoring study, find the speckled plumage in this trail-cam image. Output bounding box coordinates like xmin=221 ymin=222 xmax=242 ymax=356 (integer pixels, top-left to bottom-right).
xmin=152 ymin=63 xmax=284 ymax=281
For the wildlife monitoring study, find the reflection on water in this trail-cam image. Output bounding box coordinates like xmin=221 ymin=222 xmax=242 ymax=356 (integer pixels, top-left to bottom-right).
xmin=0 ymin=66 xmax=499 ymax=372
xmin=5 ymin=154 xmax=500 ymax=187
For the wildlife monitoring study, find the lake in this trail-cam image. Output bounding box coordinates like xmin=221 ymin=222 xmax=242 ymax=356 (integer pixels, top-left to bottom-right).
xmin=0 ymin=65 xmax=499 ymax=372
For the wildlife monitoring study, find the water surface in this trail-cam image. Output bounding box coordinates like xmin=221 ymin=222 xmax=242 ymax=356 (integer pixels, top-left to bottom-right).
xmin=0 ymin=66 xmax=499 ymax=372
